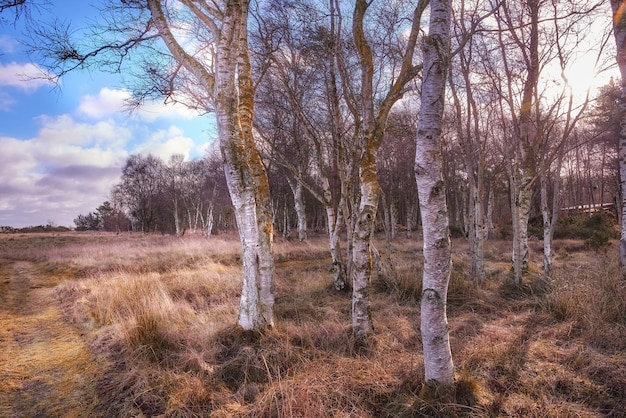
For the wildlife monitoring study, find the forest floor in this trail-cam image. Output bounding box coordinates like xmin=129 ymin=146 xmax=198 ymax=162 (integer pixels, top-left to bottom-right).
xmin=0 ymin=232 xmax=625 ymax=417
xmin=0 ymin=258 xmax=105 ymax=416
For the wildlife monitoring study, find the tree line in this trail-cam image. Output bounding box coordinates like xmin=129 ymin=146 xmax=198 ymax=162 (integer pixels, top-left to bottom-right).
xmin=5 ymin=0 xmax=624 ymax=397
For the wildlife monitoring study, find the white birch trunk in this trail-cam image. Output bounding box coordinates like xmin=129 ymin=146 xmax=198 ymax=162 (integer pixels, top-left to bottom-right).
xmin=215 ymin=0 xmax=274 ymax=330
xmin=205 ymin=202 xmax=214 ymax=238
xmin=540 ymin=174 xmax=553 ymax=277
xmin=351 ymin=153 xmax=378 ymax=338
xmin=610 ymin=0 xmax=626 ymax=272
xmin=146 ymin=0 xmax=274 ymax=330
xmin=474 ymin=172 xmax=486 ymax=282
xmin=513 ymin=0 xmax=539 ymax=286
xmin=390 ymin=200 xmax=398 ymax=240
xmin=173 ymin=198 xmax=181 ymax=236
xmin=282 ymin=198 xmax=289 ymax=240
xmin=468 ymin=177 xmax=486 ymax=284
xmin=518 ymin=184 xmax=532 ymax=271
xmin=326 ymin=204 xmax=347 ymax=291
xmin=414 ymin=0 xmax=454 ymax=390
xmin=510 ymin=167 xmax=532 ymax=286
xmin=287 ymin=177 xmax=307 ymax=242
xmin=486 ymin=188 xmax=495 ymax=240
xmin=349 ymin=0 xmax=425 ymax=338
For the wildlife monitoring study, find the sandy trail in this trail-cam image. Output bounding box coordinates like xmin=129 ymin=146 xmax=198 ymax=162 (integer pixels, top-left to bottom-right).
xmin=0 ymin=260 xmax=104 ymax=417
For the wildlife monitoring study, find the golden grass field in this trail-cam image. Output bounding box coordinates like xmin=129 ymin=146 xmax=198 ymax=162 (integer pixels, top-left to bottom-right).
xmin=0 ymin=231 xmax=625 ymax=417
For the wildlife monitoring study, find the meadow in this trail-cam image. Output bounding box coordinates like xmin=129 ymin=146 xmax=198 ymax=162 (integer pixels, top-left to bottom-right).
xmin=0 ymin=231 xmax=625 ymax=417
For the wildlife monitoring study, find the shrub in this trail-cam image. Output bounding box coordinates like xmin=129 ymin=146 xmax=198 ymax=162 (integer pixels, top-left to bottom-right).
xmin=554 ymin=212 xmax=617 ymax=242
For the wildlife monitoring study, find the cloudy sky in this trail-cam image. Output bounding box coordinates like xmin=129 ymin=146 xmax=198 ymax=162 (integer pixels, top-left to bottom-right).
xmin=0 ymin=3 xmax=215 ymax=228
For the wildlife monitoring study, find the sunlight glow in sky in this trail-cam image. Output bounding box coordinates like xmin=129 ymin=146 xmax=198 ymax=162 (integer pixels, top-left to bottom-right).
xmin=0 ymin=4 xmax=216 ymax=228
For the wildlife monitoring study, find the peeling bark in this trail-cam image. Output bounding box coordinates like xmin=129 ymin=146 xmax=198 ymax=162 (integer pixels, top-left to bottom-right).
xmin=415 ymin=0 xmax=454 ymax=389
xmin=610 ymin=0 xmax=626 ymax=273
xmin=287 ymin=176 xmax=307 ymax=242
xmin=214 ymin=0 xmax=275 ymax=330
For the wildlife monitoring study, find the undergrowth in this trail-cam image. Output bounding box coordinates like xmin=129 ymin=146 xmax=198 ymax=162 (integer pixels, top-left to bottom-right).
xmin=5 ymin=232 xmax=623 ymax=417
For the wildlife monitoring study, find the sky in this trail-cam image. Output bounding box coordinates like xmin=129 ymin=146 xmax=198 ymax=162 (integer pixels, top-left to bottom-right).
xmin=0 ymin=3 xmax=216 ymax=228
xmin=0 ymin=2 xmax=618 ymax=229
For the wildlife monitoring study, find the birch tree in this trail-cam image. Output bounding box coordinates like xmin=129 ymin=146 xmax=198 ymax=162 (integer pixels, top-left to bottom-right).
xmin=252 ymin=0 xmax=356 ymax=290
xmin=610 ymin=0 xmax=626 ymax=272
xmin=448 ymin=16 xmax=487 ymax=284
xmin=31 ymin=0 xmax=276 ymax=330
xmin=490 ymin=0 xmax=606 ymax=284
xmin=415 ymin=0 xmax=454 ymax=392
xmin=350 ymin=0 xmax=426 ymax=338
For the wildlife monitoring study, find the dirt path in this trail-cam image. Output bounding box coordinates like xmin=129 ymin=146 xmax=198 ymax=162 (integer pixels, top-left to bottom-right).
xmin=0 ymin=260 xmax=104 ymax=417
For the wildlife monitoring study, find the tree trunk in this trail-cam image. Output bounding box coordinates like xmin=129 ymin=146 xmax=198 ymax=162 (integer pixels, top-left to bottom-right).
xmin=486 ymin=187 xmax=494 ymax=240
xmin=414 ymin=0 xmax=454 ymax=391
xmin=146 ymin=0 xmax=275 ymax=330
xmin=325 ymin=204 xmax=347 ymax=291
xmin=610 ymin=0 xmax=626 ymax=272
xmin=474 ymin=168 xmax=486 ymax=282
xmin=287 ymin=176 xmax=307 ymax=242
xmin=390 ymin=199 xmax=398 ymax=240
xmin=205 ymin=202 xmax=214 ymax=238
xmin=173 ymin=198 xmax=181 ymax=236
xmin=512 ymin=0 xmax=539 ymax=285
xmin=351 ymin=146 xmax=378 ymax=339
xmin=510 ymin=165 xmax=531 ymax=286
xmin=215 ymin=0 xmax=274 ymax=330
xmin=406 ymin=202 xmax=415 ymax=239
xmin=540 ymin=174 xmax=553 ymax=277
xmin=282 ymin=197 xmax=290 ymax=240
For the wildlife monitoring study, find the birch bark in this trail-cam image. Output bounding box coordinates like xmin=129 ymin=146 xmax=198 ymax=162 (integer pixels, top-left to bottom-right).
xmin=610 ymin=0 xmax=626 ymax=272
xmin=350 ymin=0 xmax=426 ymax=338
xmin=216 ymin=0 xmax=275 ymax=330
xmin=148 ymin=0 xmax=275 ymax=330
xmin=415 ymin=0 xmax=455 ymax=389
xmin=287 ymin=176 xmax=307 ymax=242
xmin=540 ymin=165 xmax=561 ymax=278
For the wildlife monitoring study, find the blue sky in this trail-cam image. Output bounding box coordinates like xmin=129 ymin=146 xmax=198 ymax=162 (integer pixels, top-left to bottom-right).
xmin=0 ymin=3 xmax=216 ymax=228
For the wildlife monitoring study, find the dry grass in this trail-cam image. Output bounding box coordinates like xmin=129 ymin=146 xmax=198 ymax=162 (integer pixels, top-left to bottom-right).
xmin=1 ymin=232 xmax=625 ymax=416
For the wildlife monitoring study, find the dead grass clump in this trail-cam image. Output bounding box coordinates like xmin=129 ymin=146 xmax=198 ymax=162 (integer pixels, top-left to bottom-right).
xmin=85 ymin=273 xmax=193 ymax=363
xmin=448 ymin=257 xmax=483 ymax=308
xmin=483 ymin=239 xmax=512 ymax=261
xmin=281 ymin=320 xmax=353 ymax=355
xmin=164 ymin=264 xmax=241 ymax=310
xmin=273 ymin=237 xmax=331 ymax=263
xmin=497 ymin=270 xmax=549 ymax=302
xmin=544 ymin=256 xmax=626 ymax=350
xmin=377 ymin=259 xmax=422 ymax=303
xmin=248 ymin=357 xmax=400 ymax=418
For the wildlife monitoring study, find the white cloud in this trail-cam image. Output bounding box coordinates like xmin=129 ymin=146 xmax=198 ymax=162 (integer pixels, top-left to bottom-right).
xmin=76 ymin=87 xmax=131 ymax=119
xmin=136 ymin=99 xmax=199 ymax=122
xmin=77 ymin=87 xmax=201 ymax=121
xmin=0 ymin=115 xmax=130 ymax=227
xmin=133 ymin=125 xmax=195 ymax=161
xmin=0 ymin=112 xmax=206 ymax=227
xmin=0 ymin=62 xmax=57 ymax=92
xmin=0 ymin=81 xmax=210 ymax=227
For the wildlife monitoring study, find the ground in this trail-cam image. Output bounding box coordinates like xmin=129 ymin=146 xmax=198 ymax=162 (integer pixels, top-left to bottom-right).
xmin=0 ymin=259 xmax=105 ymax=416
xmin=0 ymin=232 xmax=625 ymax=417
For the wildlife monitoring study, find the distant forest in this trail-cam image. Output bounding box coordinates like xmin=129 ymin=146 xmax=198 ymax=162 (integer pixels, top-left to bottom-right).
xmin=74 ymin=79 xmax=619 ymax=241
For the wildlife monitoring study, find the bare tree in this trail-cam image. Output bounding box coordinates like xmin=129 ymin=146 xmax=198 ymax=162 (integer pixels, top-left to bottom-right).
xmin=415 ymin=0 xmax=454 ymax=394
xmin=29 ymin=0 xmax=276 ymax=331
xmin=610 ymin=0 xmax=626 ymax=272
xmin=350 ymin=0 xmax=426 ymax=338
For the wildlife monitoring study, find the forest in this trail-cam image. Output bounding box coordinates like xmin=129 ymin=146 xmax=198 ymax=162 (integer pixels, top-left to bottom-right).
xmin=2 ymin=0 xmax=626 ymax=416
